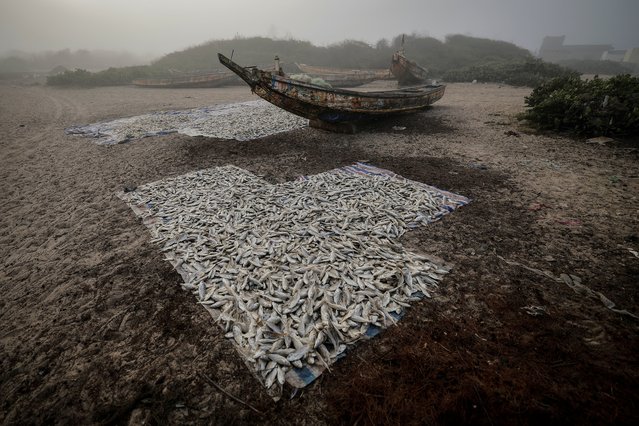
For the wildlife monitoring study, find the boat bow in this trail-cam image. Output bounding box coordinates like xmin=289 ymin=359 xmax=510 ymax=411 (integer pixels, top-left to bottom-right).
xmin=218 ymin=53 xmax=260 ymax=88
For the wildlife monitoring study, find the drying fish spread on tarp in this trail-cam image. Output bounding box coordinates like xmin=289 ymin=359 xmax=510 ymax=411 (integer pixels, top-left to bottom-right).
xmin=65 ymin=100 xmax=307 ymax=145
xmin=118 ymin=163 xmax=470 ymax=399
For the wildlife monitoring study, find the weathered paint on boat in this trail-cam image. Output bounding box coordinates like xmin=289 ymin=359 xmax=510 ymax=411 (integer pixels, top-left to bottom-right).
xmin=218 ymin=53 xmax=445 ymax=124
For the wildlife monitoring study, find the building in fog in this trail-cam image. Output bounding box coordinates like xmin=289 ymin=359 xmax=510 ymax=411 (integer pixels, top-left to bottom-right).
xmin=538 ymin=36 xmax=612 ymax=62
xmin=624 ymin=48 xmax=639 ymax=64
xmin=601 ymin=50 xmax=627 ymax=62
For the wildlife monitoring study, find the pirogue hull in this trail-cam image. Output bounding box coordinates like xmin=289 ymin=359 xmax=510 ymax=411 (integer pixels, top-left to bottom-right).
xmin=390 ymin=52 xmax=429 ymax=86
xmin=219 ymin=53 xmax=445 ymax=124
xmin=132 ymin=72 xmax=239 ymax=88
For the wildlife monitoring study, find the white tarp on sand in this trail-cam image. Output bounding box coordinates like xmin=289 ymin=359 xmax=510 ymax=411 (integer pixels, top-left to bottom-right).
xmin=118 ymin=163 xmax=469 ymax=399
xmin=66 ymin=100 xmax=308 ymax=144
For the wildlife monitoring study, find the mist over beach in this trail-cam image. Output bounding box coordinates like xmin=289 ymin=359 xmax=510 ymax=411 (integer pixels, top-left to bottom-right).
xmin=1 ymin=1 xmax=638 ymax=424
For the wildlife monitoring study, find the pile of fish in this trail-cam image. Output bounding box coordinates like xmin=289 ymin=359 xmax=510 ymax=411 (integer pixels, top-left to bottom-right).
xmin=66 ymin=100 xmax=307 ymax=144
xmin=119 ymin=165 xmax=467 ymax=397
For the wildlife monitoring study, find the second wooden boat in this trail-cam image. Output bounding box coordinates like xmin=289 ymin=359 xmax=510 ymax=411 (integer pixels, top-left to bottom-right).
xmin=132 ymin=71 xmax=239 ymax=88
xmin=390 ymin=50 xmax=430 ymax=86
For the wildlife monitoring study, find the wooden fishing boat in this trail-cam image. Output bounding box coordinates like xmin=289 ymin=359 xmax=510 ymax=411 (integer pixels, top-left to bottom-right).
xmin=132 ymin=71 xmax=239 ymax=88
xmin=390 ymin=50 xmax=429 ymax=86
xmin=218 ymin=53 xmax=445 ymax=127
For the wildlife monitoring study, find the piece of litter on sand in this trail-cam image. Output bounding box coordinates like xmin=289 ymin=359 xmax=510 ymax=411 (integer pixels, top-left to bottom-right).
xmin=521 ymin=305 xmax=547 ymax=316
xmin=586 ymin=136 xmax=615 ymax=146
xmin=469 ymin=163 xmax=488 ymax=170
xmin=392 ymin=126 xmax=407 ymax=131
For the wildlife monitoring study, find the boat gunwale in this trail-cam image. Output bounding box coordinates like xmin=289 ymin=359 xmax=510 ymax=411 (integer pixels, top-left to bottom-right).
xmin=267 ymin=73 xmax=443 ymax=99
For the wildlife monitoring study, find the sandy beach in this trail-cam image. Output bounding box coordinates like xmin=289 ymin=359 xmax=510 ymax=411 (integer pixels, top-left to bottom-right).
xmin=1 ymin=81 xmax=637 ymax=424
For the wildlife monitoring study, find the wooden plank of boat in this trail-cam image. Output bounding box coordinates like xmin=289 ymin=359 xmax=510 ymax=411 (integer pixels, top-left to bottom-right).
xmin=132 ymin=71 xmax=240 ymax=88
xmin=218 ymin=53 xmax=445 ymax=125
xmin=390 ymin=51 xmax=430 ymax=86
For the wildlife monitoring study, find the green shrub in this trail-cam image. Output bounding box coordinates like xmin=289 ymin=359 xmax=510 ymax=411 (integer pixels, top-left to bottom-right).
xmin=520 ymin=74 xmax=639 ymax=137
xmin=442 ymin=59 xmax=579 ymax=87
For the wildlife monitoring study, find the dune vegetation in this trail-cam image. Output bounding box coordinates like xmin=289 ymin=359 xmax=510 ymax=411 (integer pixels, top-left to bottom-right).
xmin=47 ymin=34 xmax=556 ymax=87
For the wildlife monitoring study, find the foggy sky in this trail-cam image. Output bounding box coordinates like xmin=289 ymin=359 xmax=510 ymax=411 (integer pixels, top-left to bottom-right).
xmin=2 ymin=0 xmax=639 ymax=57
